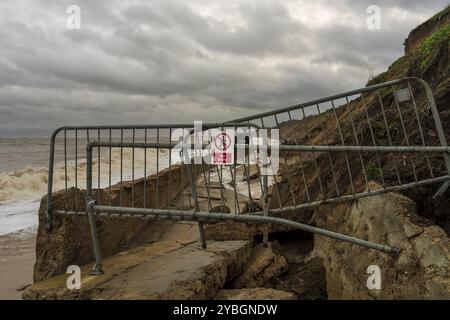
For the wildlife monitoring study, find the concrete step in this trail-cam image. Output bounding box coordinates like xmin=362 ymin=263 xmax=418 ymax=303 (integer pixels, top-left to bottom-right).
xmin=23 ymin=240 xmax=251 ymax=300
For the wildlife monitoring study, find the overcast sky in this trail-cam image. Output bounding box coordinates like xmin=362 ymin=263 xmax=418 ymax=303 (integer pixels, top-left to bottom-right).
xmin=0 ymin=0 xmax=448 ymax=136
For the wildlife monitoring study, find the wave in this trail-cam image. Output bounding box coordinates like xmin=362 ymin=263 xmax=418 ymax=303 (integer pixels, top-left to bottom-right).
xmin=0 ymin=148 xmax=171 ymax=235
xmin=0 ymin=148 xmax=171 ymax=203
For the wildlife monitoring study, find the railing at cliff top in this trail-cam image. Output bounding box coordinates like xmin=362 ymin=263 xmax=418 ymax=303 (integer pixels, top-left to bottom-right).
xmin=45 ymin=77 xmax=450 ymax=274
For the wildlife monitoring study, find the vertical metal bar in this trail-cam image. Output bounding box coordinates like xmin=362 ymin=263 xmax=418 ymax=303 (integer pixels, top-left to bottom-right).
xmin=86 ymin=144 xmax=103 ymax=275
xmin=198 ymin=127 xmax=212 ymax=212
xmin=246 ymin=120 xmax=264 ymax=197
xmin=108 ymin=129 xmax=112 ymax=207
xmin=97 ymin=129 xmax=101 ymax=203
xmin=185 ymin=146 xmax=207 ymax=249
xmin=287 ymin=111 xmax=311 ymax=202
xmin=86 ymin=129 xmax=90 ymax=212
xmin=168 ymin=128 xmax=172 ymax=207
xmin=202 ymin=170 xmax=212 ymax=212
xmin=120 ymin=129 xmax=123 ymax=207
xmin=407 ymin=82 xmax=434 ymax=178
xmin=216 ymin=166 xmax=225 ymax=211
xmin=316 ymin=104 xmax=340 ymax=197
xmin=181 ymin=127 xmax=185 ymax=209
xmin=345 ymin=97 xmax=370 ymax=192
xmin=243 ymin=163 xmax=254 ymax=212
xmin=132 ymin=128 xmax=135 ymax=208
xmin=46 ymin=129 xmax=59 ymax=231
xmin=262 ymin=174 xmax=269 ymax=247
xmin=260 ymin=117 xmax=282 ymax=208
xmin=64 ymin=130 xmax=68 ymax=210
xmin=274 ymin=114 xmax=297 ymax=204
xmin=392 ymin=90 xmax=418 ymax=182
xmin=361 ymin=94 xmax=385 ymax=184
xmin=233 ymin=124 xmax=240 ymax=213
xmin=331 ymin=100 xmax=355 ymax=194
xmin=229 ymin=166 xmax=240 ymax=214
xmin=75 ymin=129 xmax=78 ymax=211
xmin=156 ymin=128 xmax=160 ymax=208
xmin=45 ymin=130 xmax=59 ymax=231
xmin=300 ymin=107 xmax=325 ymax=197
xmin=377 ymin=92 xmax=402 ymax=185
xmin=144 ymin=128 xmax=147 ymax=208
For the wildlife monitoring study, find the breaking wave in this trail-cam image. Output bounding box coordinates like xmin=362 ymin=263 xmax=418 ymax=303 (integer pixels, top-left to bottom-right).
xmin=0 ymin=148 xmax=170 ymax=235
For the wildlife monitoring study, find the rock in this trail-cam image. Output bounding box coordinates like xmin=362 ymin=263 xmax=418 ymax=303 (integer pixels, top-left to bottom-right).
xmin=240 ymin=202 xmax=263 ymax=214
xmin=412 ymin=226 xmax=449 ymax=269
xmin=205 ymin=221 xmax=254 ymax=241
xmin=312 ymin=186 xmax=450 ymax=299
xmin=403 ymin=222 xmax=424 ymax=239
xmin=242 ymin=171 xmax=260 ymax=182
xmin=232 ymin=242 xmax=289 ymax=289
xmin=210 ymin=205 xmax=231 ymax=213
xmin=23 ymin=240 xmax=252 ymax=300
xmin=215 ymin=288 xmax=296 ymax=300
xmin=275 ymin=257 xmax=327 ymax=300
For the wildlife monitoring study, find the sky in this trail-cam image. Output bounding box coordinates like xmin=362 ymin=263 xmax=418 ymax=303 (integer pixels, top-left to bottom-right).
xmin=0 ymin=0 xmax=448 ymax=136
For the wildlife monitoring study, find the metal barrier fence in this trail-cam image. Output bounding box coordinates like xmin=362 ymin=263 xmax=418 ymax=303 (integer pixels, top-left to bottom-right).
xmin=45 ymin=77 xmax=450 ymax=274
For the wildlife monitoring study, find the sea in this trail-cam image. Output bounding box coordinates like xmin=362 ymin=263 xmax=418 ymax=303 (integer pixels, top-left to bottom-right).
xmin=0 ymin=137 xmax=172 ymax=236
xmin=0 ymin=136 xmax=263 ymax=236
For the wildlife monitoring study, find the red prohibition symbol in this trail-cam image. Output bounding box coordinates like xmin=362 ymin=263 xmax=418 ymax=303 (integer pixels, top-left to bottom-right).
xmin=214 ymin=132 xmax=231 ymax=151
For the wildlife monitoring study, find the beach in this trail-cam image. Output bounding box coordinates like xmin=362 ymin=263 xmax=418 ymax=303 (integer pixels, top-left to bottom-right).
xmin=0 ymin=230 xmax=36 ymax=299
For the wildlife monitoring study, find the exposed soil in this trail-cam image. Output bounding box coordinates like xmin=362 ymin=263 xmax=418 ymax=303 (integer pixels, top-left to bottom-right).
xmin=249 ymin=230 xmax=327 ymax=300
xmin=402 ymin=185 xmax=450 ymax=235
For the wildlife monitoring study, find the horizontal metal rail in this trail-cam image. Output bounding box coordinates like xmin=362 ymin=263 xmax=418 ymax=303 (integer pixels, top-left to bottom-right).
xmin=92 ymin=204 xmax=400 ymax=255
xmin=226 ymin=77 xmax=442 ymax=124
xmin=86 ymin=141 xmax=450 ymax=154
xmin=269 ymin=175 xmax=450 ymax=214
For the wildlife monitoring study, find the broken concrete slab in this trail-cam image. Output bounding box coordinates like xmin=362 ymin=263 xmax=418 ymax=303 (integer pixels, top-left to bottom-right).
xmin=23 ymin=239 xmax=195 ymax=300
xmin=215 ymin=288 xmax=296 ymax=300
xmin=23 ymin=240 xmax=251 ymax=300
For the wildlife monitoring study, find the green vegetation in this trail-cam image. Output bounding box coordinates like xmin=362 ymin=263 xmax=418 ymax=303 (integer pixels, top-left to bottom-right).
xmin=417 ymin=23 xmax=450 ymax=73
xmin=367 ymin=71 xmax=388 ymax=86
xmin=366 ymin=162 xmax=380 ymax=181
xmin=372 ymin=118 xmax=398 ymax=143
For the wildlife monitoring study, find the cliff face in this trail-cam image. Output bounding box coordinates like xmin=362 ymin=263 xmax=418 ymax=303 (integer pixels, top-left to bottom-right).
xmin=404 ymin=7 xmax=450 ymax=56
xmin=276 ymin=6 xmax=450 ymax=234
xmin=274 ymin=7 xmax=450 ymax=299
xmin=372 ymin=6 xmax=449 ymax=107
xmin=369 ymin=6 xmax=450 ymax=234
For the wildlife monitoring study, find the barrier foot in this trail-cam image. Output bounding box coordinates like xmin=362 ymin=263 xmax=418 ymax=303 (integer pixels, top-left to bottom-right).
xmin=90 ymin=264 xmax=104 ymax=276
xmin=87 ymin=201 xmax=104 ymax=275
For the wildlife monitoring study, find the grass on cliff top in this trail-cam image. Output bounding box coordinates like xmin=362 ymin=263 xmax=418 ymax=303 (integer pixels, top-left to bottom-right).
xmin=418 ymin=23 xmax=450 ymax=74
xmin=366 ymin=55 xmax=410 ymax=86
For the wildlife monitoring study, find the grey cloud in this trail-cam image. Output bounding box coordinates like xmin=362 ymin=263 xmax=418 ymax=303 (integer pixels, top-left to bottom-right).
xmin=0 ymin=0 xmax=448 ymax=136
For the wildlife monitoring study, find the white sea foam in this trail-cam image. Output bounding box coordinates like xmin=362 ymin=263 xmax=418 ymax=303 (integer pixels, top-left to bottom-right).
xmin=0 ymin=147 xmax=170 ymax=236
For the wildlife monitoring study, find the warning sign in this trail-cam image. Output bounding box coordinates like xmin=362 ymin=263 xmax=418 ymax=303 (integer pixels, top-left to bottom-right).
xmin=211 ymin=130 xmax=234 ymax=165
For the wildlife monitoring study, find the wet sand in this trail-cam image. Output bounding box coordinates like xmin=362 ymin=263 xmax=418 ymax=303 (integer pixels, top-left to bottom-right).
xmin=0 ymin=231 xmax=36 ymax=299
